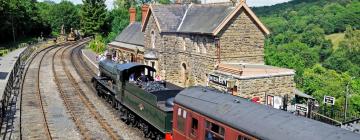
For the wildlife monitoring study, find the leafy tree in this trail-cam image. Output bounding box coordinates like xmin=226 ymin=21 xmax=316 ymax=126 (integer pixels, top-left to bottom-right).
xmin=81 ymin=0 xmax=107 ymax=36
xmin=105 ymin=8 xmax=129 ymax=43
xmin=48 ymin=1 xmax=81 ymax=35
xmin=0 ymin=0 xmax=47 ymax=43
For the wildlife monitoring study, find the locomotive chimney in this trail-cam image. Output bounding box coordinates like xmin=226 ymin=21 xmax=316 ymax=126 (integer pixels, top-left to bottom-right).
xmin=141 ymin=4 xmax=149 ymax=26
xmin=129 ymin=7 xmax=136 ymax=24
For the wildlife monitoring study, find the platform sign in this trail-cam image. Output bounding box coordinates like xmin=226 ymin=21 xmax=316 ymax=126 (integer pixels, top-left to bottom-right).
xmin=295 ymin=104 xmax=308 ymax=113
xmin=324 ymin=96 xmax=335 ymax=105
xmin=208 ymin=74 xmax=227 ymax=86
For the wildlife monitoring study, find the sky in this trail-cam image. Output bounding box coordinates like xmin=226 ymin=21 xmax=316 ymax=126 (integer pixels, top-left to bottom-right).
xmin=39 ymin=0 xmax=291 ymax=9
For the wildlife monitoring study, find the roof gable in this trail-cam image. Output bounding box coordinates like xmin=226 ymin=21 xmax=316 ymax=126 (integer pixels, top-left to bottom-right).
xmin=141 ymin=4 xmax=187 ymax=32
xmin=142 ymin=2 xmax=270 ymax=36
xmin=115 ymin=22 xmax=144 ymax=46
xmin=213 ymin=2 xmax=270 ymax=35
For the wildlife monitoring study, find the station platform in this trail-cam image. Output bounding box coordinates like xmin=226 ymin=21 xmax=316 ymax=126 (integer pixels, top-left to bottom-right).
xmin=82 ymin=49 xmax=99 ymax=68
xmin=0 ymin=48 xmax=26 ymax=98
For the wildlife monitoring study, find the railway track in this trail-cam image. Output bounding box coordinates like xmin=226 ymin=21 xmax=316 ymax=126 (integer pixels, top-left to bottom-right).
xmin=69 ymin=44 xmax=144 ymax=139
xmin=20 ymin=45 xmax=58 ymax=140
xmin=52 ymin=40 xmax=124 ymax=139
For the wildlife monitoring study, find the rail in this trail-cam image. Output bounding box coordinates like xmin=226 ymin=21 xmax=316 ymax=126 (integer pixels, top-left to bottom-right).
xmin=311 ymin=112 xmax=342 ymax=126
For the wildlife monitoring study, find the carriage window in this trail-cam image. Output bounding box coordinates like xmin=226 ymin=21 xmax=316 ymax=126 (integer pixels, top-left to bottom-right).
xmin=191 ymin=118 xmax=198 ymax=136
xmin=177 ymin=108 xmax=186 ymax=132
xmin=205 ymin=121 xmax=224 ymax=140
xmin=238 ymin=135 xmax=251 ymax=140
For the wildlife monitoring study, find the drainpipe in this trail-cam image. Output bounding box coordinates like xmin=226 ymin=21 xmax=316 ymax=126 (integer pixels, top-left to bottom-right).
xmin=215 ymin=37 xmax=221 ymax=64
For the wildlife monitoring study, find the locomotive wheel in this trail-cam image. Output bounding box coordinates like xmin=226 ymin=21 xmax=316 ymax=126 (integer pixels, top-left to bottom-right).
xmin=155 ymin=134 xmax=162 ymax=140
xmin=143 ymin=125 xmax=150 ymax=137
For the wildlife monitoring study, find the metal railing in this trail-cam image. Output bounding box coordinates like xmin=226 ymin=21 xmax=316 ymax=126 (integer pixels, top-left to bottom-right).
xmin=0 ymin=40 xmax=47 ymax=133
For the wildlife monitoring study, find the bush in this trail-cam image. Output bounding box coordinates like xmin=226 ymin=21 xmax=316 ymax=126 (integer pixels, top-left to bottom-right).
xmin=88 ymin=35 xmax=106 ymax=54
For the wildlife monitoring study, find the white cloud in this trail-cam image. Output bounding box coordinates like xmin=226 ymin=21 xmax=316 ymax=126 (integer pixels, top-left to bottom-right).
xmin=39 ymin=0 xmax=290 ymax=9
xmin=247 ymin=0 xmax=291 ymax=7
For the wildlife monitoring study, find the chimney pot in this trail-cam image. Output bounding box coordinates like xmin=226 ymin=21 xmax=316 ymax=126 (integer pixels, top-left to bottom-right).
xmin=141 ymin=4 xmax=149 ymax=26
xmin=129 ymin=7 xmax=136 ymax=24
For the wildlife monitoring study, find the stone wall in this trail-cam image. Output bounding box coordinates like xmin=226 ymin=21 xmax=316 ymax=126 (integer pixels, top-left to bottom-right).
xmin=161 ymin=34 xmax=218 ymax=87
xmin=143 ymin=8 xmax=268 ymax=87
xmin=218 ymin=8 xmax=265 ymax=64
xmin=208 ymin=74 xmax=295 ymax=104
xmin=236 ymin=75 xmax=295 ymax=103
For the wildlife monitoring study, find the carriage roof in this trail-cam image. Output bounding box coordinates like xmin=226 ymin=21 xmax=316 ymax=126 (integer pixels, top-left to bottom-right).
xmin=175 ymin=86 xmax=360 ymax=140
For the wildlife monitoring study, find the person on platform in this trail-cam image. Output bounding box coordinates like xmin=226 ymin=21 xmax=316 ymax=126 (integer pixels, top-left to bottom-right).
xmin=155 ymin=74 xmax=161 ymax=81
xmin=129 ymin=73 xmax=135 ymax=82
xmin=138 ymin=72 xmax=148 ymax=82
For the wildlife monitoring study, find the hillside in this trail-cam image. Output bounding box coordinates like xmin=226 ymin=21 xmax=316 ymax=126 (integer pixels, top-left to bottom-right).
xmin=254 ymin=0 xmax=360 ymax=121
xmin=325 ymin=33 xmax=345 ymax=49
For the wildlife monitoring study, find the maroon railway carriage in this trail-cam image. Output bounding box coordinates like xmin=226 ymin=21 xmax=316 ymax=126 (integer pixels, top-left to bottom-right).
xmin=172 ymin=86 xmax=360 ymax=140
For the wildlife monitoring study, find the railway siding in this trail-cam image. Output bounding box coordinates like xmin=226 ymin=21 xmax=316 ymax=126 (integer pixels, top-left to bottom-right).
xmin=21 ymin=47 xmax=54 ymax=140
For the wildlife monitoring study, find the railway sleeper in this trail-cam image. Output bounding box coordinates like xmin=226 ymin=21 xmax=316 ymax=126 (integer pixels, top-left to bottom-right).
xmin=96 ymin=87 xmax=165 ymax=140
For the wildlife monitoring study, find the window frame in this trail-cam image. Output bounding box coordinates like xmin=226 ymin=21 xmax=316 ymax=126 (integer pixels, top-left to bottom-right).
xmin=190 ymin=117 xmax=198 ymax=137
xmin=176 ymin=107 xmax=186 ymax=132
xmin=205 ymin=120 xmax=225 ymax=140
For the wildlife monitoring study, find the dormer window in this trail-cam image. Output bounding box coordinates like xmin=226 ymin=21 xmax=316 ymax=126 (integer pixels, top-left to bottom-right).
xmin=151 ymin=30 xmax=155 ymax=48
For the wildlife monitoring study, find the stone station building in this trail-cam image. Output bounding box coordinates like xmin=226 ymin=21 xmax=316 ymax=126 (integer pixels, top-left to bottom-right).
xmin=111 ymin=1 xmax=297 ymax=107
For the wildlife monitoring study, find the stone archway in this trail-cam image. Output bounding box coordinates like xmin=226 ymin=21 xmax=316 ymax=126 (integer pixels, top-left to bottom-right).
xmin=181 ymin=63 xmax=188 ymax=87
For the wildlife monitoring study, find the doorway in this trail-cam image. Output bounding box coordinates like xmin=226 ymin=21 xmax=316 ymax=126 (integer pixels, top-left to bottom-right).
xmin=181 ymin=63 xmax=188 ymax=87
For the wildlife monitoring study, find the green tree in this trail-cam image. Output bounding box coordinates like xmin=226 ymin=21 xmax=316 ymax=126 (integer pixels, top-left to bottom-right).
xmin=81 ymin=0 xmax=107 ymax=36
xmin=48 ymin=1 xmax=81 ymax=35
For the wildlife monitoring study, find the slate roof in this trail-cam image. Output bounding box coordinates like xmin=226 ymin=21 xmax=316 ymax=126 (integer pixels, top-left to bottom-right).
xmin=142 ymin=2 xmax=270 ymax=35
xmin=114 ymin=22 xmax=144 ymax=46
xmin=177 ymin=4 xmax=234 ymax=34
xmin=151 ymin=4 xmax=187 ymax=32
xmin=175 ymin=86 xmax=360 ymax=140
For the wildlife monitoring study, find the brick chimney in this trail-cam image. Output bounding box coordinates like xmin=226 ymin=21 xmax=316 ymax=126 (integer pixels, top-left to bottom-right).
xmin=141 ymin=4 xmax=149 ymax=26
xmin=129 ymin=7 xmax=136 ymax=24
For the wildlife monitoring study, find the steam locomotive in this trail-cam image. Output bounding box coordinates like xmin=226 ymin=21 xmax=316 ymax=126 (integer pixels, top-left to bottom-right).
xmin=92 ymin=59 xmax=360 ymax=140
xmin=67 ymin=28 xmax=80 ymax=41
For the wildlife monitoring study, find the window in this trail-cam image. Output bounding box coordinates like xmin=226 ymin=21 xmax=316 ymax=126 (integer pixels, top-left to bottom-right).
xmin=183 ymin=37 xmax=186 ymax=51
xmin=196 ymin=41 xmax=200 ymax=53
xmin=191 ymin=118 xmax=198 ymax=137
xmin=201 ymin=39 xmax=207 ymax=54
xmin=205 ymin=121 xmax=224 ymax=140
xmin=201 ymin=43 xmax=207 ymax=54
xmin=151 ymin=30 xmax=155 ymax=48
xmin=238 ymin=135 xmax=251 ymax=140
xmin=177 ymin=108 xmax=186 ymax=132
